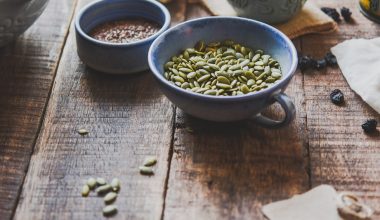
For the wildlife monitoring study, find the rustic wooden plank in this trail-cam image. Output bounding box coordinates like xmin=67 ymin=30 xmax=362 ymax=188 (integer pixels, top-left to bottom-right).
xmin=303 ymin=0 xmax=380 ymax=218
xmin=13 ymin=0 xmax=186 ymax=219
xmin=167 ymin=0 xmax=187 ymax=26
xmin=0 ymin=0 xmax=76 ymax=219
xmin=163 ymin=4 xmax=309 ymax=219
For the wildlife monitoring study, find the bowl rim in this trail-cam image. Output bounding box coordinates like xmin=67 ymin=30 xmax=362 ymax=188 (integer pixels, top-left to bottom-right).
xmin=148 ymin=16 xmax=298 ymax=101
xmin=74 ymin=0 xmax=171 ymax=47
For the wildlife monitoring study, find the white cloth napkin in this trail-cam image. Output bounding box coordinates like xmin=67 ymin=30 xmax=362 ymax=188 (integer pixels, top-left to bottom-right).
xmin=331 ymin=38 xmax=380 ymax=114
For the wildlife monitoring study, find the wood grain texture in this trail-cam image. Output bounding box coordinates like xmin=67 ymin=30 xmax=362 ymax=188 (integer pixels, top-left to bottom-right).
xmin=163 ymin=4 xmax=309 ymax=220
xmin=13 ymin=0 xmax=185 ymax=219
xmin=166 ymin=0 xmax=187 ymax=26
xmin=0 ymin=0 xmax=76 ymax=219
xmin=7 ymin=0 xmax=380 ymax=219
xmin=303 ymin=0 xmax=380 ymax=218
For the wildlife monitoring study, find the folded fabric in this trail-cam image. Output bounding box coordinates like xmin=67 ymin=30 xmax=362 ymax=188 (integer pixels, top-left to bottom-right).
xmin=331 ymin=38 xmax=380 ymax=114
xmin=198 ymin=0 xmax=337 ymax=39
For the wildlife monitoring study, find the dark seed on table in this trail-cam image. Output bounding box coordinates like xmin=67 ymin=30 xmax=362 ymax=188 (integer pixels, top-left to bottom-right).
xmin=341 ymin=7 xmax=352 ymax=22
xmin=330 ymin=89 xmax=344 ymax=105
xmin=298 ymin=55 xmax=316 ymax=71
xmin=321 ymin=7 xmax=341 ymax=22
xmin=362 ymin=119 xmax=378 ymax=133
xmin=325 ymin=52 xmax=337 ymax=66
xmin=315 ymin=59 xmax=327 ymax=70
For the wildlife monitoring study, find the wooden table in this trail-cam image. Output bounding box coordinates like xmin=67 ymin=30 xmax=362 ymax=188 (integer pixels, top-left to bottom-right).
xmin=0 ymin=0 xmax=379 ymax=219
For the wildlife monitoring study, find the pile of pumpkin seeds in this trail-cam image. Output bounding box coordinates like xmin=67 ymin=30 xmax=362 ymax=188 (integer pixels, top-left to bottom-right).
xmin=164 ymin=40 xmax=282 ymax=96
xmin=139 ymin=156 xmax=157 ymax=175
xmin=81 ymin=177 xmax=121 ymax=217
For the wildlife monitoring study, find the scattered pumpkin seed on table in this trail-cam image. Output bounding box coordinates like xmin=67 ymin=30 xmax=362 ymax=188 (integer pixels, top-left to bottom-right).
xmin=103 ymin=205 xmax=118 ymax=216
xmin=143 ymin=156 xmax=157 ymax=167
xmin=164 ymin=40 xmax=282 ymax=96
xmin=77 ymin=128 xmax=89 ymax=135
xmin=96 ymin=184 xmax=113 ymax=195
xmin=139 ymin=166 xmax=154 ymax=175
xmin=104 ymin=192 xmax=118 ymax=204
xmin=96 ymin=177 xmax=107 ymax=186
xmin=87 ymin=177 xmax=97 ymax=189
xmin=81 ymin=184 xmax=90 ymax=197
xmin=110 ymin=178 xmax=121 ymax=192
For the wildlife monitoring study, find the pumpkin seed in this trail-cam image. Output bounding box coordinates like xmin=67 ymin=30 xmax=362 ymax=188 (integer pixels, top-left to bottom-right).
xmin=240 ymin=85 xmax=250 ymax=94
xmin=216 ymin=83 xmax=232 ymax=89
xmin=96 ymin=177 xmax=107 ymax=186
xmin=187 ymin=72 xmax=197 ymax=79
xmin=239 ymin=59 xmax=250 ymax=67
xmin=217 ymin=76 xmax=230 ymax=84
xmin=139 ymin=166 xmax=154 ymax=175
xmin=204 ymin=90 xmax=217 ymax=95
xmin=96 ymin=184 xmax=112 ymax=195
xmin=86 ymin=177 xmax=97 ymax=189
xmin=265 ymin=77 xmax=277 ymax=83
xmin=103 ymin=205 xmax=118 ymax=216
xmin=78 ymin=129 xmax=88 ymax=135
xmin=143 ymin=157 xmax=157 ymax=167
xmin=247 ymin=79 xmax=256 ymax=86
xmin=271 ymin=71 xmax=282 ymax=79
xmin=208 ymin=63 xmax=220 ymax=70
xmin=207 ymin=58 xmax=217 ymax=64
xmin=81 ymin=184 xmax=90 ymax=197
xmin=179 ymin=67 xmax=192 ymax=73
xmin=251 ymin=54 xmax=261 ymax=62
xmin=104 ymin=192 xmax=118 ymax=204
xmin=197 ymin=74 xmax=211 ymax=83
xmin=235 ymin=53 xmax=244 ymax=59
xmin=173 ymin=76 xmax=185 ymax=83
xmin=110 ymin=178 xmax=121 ymax=192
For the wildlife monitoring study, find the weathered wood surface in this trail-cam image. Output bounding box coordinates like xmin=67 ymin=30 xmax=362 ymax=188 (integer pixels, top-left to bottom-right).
xmin=13 ymin=0 xmax=185 ymax=219
xmin=1 ymin=0 xmax=379 ymax=219
xmin=304 ymin=0 xmax=380 ymax=218
xmin=0 ymin=0 xmax=77 ymax=219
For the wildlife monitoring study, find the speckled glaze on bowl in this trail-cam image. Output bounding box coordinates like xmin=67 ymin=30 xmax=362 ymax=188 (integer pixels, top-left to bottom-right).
xmin=75 ymin=0 xmax=170 ymax=74
xmin=227 ymin=0 xmax=307 ymax=24
xmin=0 ymin=0 xmax=49 ymax=47
xmin=149 ymin=17 xmax=298 ymax=128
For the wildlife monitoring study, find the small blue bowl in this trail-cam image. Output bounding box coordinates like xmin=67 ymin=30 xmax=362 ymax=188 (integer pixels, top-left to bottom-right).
xmin=75 ymin=0 xmax=170 ymax=74
xmin=149 ymin=17 xmax=298 ymax=128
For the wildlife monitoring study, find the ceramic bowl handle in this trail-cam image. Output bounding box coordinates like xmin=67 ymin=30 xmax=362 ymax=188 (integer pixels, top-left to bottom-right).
xmin=253 ymin=93 xmax=296 ymax=128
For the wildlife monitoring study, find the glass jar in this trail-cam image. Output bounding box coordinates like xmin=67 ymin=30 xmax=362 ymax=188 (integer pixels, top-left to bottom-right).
xmin=360 ymin=0 xmax=380 ymax=23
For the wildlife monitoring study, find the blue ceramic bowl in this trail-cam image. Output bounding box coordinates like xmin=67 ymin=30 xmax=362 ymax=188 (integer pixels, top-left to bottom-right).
xmin=149 ymin=17 xmax=298 ymax=127
xmin=75 ymin=0 xmax=170 ymax=74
